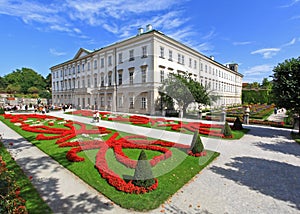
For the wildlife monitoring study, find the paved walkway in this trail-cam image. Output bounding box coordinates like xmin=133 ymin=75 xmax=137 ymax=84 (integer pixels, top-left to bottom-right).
xmin=1 ymin=111 xmax=300 ymax=213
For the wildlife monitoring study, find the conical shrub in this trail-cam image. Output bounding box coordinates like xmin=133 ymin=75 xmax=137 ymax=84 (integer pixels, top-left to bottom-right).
xmin=232 ymin=116 xmax=243 ymax=130
xmin=190 ymin=131 xmax=204 ymax=154
xmin=132 ymin=150 xmax=155 ymax=188
xmin=222 ymin=121 xmax=233 ymax=137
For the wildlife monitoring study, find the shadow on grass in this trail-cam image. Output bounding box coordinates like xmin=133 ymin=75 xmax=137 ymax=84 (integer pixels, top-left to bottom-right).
xmin=210 ymin=156 xmax=300 ymax=210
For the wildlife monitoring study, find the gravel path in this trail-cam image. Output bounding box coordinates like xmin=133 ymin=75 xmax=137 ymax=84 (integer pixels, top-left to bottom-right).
xmin=1 ymin=111 xmax=299 ymax=213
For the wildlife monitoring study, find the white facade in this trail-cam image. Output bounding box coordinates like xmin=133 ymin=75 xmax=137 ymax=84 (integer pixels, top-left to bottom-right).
xmin=50 ymin=27 xmax=243 ymax=115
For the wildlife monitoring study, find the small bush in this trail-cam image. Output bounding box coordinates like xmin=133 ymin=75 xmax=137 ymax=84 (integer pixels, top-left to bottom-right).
xmin=132 ymin=150 xmax=155 ymax=188
xmin=222 ymin=121 xmax=233 ymax=137
xmin=190 ymin=131 xmax=204 ymax=154
xmin=0 ymin=108 xmax=4 ymax=114
xmin=232 ymin=116 xmax=243 ymax=130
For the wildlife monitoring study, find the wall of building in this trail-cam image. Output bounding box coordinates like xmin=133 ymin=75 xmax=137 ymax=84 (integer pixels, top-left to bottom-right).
xmin=51 ymin=28 xmax=243 ymax=115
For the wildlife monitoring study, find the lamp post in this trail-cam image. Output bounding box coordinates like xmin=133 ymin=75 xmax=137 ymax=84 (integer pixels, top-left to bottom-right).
xmin=244 ymin=106 xmax=250 ymax=124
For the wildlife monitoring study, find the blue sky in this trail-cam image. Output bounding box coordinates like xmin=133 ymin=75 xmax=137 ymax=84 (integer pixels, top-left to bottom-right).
xmin=0 ymin=0 xmax=300 ymax=83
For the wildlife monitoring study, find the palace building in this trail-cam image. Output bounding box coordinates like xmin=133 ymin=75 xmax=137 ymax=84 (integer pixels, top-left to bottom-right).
xmin=50 ymin=25 xmax=243 ymax=115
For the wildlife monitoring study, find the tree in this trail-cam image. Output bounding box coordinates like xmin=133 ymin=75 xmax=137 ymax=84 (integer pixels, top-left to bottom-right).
xmin=272 ymin=57 xmax=300 ymax=133
xmin=27 ymin=86 xmax=39 ymax=94
xmin=159 ymin=73 xmax=212 ymax=115
xmin=6 ymin=84 xmax=21 ymax=94
xmin=132 ymin=150 xmax=155 ymax=188
xmin=3 ymin=68 xmax=46 ymax=94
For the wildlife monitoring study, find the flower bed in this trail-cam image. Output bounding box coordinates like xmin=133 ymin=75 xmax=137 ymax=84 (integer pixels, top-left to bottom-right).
xmin=71 ymin=110 xmax=231 ymax=138
xmin=2 ymin=113 xmax=203 ymax=194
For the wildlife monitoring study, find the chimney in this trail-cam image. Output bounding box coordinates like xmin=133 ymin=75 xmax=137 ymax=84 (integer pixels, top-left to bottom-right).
xmin=210 ymin=55 xmax=215 ymax=61
xmin=146 ymin=24 xmax=153 ymax=32
xmin=138 ymin=27 xmax=144 ymax=35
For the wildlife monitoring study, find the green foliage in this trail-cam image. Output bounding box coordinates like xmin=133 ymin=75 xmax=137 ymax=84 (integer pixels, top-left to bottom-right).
xmin=222 ymin=121 xmax=232 ymax=137
xmin=27 ymin=86 xmax=39 ymax=94
xmin=159 ymin=73 xmax=212 ymax=115
xmin=232 ymin=116 xmax=243 ymax=130
xmin=39 ymin=90 xmax=52 ymax=99
xmin=132 ymin=150 xmax=155 ymax=188
xmin=242 ymin=89 xmax=272 ymax=104
xmin=2 ymin=68 xmax=47 ymax=95
xmin=190 ymin=131 xmax=204 ymax=154
xmin=272 ymin=57 xmax=300 ymax=116
xmin=0 ymin=108 xmax=4 ymax=114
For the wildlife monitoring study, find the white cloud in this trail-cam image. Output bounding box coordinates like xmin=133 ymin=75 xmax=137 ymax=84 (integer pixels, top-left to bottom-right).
xmin=49 ymin=48 xmax=66 ymax=56
xmin=251 ymin=48 xmax=280 ymax=59
xmin=280 ymin=0 xmax=300 ymax=8
xmin=233 ymin=41 xmax=253 ymax=46
xmin=282 ymin=38 xmax=297 ymax=47
xmin=242 ymin=64 xmax=274 ymax=82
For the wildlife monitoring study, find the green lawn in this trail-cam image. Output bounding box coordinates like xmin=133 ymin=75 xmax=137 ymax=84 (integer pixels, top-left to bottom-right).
xmin=0 ymin=115 xmax=219 ymax=211
xmin=0 ymin=141 xmax=52 ymax=213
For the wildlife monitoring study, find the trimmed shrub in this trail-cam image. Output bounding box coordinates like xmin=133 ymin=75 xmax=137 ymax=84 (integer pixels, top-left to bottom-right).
xmin=0 ymin=108 xmax=4 ymax=114
xmin=190 ymin=131 xmax=204 ymax=154
xmin=232 ymin=116 xmax=243 ymax=130
xmin=222 ymin=121 xmax=233 ymax=137
xmin=132 ymin=150 xmax=155 ymax=188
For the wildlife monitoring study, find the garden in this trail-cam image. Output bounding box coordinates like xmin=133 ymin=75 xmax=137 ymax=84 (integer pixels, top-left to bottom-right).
xmin=68 ymin=110 xmax=247 ymax=139
xmin=0 ymin=113 xmax=219 ymax=211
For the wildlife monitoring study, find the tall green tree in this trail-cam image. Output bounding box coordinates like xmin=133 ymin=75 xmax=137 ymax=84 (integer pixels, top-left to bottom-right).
xmin=159 ymin=73 xmax=212 ymax=115
xmin=272 ymin=57 xmax=300 ymax=133
xmin=3 ymin=68 xmax=46 ymax=94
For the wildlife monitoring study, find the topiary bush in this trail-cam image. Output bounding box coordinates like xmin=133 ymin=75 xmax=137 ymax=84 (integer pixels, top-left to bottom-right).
xmin=190 ymin=131 xmax=204 ymax=154
xmin=232 ymin=116 xmax=243 ymax=130
xmin=0 ymin=108 xmax=4 ymax=114
xmin=132 ymin=150 xmax=155 ymax=188
xmin=222 ymin=121 xmax=233 ymax=138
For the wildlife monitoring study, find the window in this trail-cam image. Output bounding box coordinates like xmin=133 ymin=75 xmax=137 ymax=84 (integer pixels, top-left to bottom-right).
xmin=189 ymin=58 xmax=192 ymax=68
xmin=108 ymin=56 xmax=112 ymax=66
xmin=142 ymin=46 xmax=147 ymax=58
xmin=200 ymin=63 xmax=203 ymax=71
xmin=118 ymin=72 xmax=122 ymax=85
xmin=107 ymin=96 xmax=112 ymax=107
xmin=160 ymin=46 xmax=164 ymax=58
xmin=82 ymin=79 xmax=85 ymax=88
xmin=65 ymin=69 xmax=67 ymax=76
xmin=87 ymin=78 xmax=91 ymax=87
xmin=181 ymin=55 xmax=184 ymax=65
xmin=129 ymin=97 xmax=134 ymax=109
xmin=69 ymin=68 xmax=71 ymax=75
xmin=101 ymin=58 xmax=104 ymax=68
xmin=77 ymin=80 xmax=80 ymax=88
xmin=141 ymin=97 xmax=146 ymax=109
xmin=108 ymin=73 xmax=112 ymax=86
xmin=129 ymin=50 xmax=134 ymax=61
xmin=94 ymin=77 xmax=97 ymax=87
xmin=82 ymin=63 xmax=85 ymax=72
xmin=205 ymin=65 xmax=208 ymax=72
xmin=168 ymin=50 xmax=173 ymax=61
xmin=77 ymin=65 xmax=80 ymax=73
xmin=160 ymin=70 xmax=164 ymax=82
xmin=141 ymin=67 xmax=146 ymax=83
xmin=194 ymin=60 xmax=197 ymax=69
xmin=118 ymin=53 xmax=123 ymax=64
xmin=178 ymin=54 xmax=181 ymax=63
xmin=118 ymin=97 xmax=123 ymax=108
xmin=101 ymin=75 xmax=104 ymax=87
xmin=100 ymin=97 xmax=104 ymax=107
xmin=94 ymin=60 xmax=97 ymax=69
xmin=129 ymin=70 xmax=134 ymax=84
xmin=73 ymin=66 xmax=75 ymax=74
xmin=88 ymin=62 xmax=90 ymax=71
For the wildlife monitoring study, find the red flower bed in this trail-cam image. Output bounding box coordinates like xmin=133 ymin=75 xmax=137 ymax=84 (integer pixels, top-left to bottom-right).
xmin=4 ymin=113 xmax=203 ymax=194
